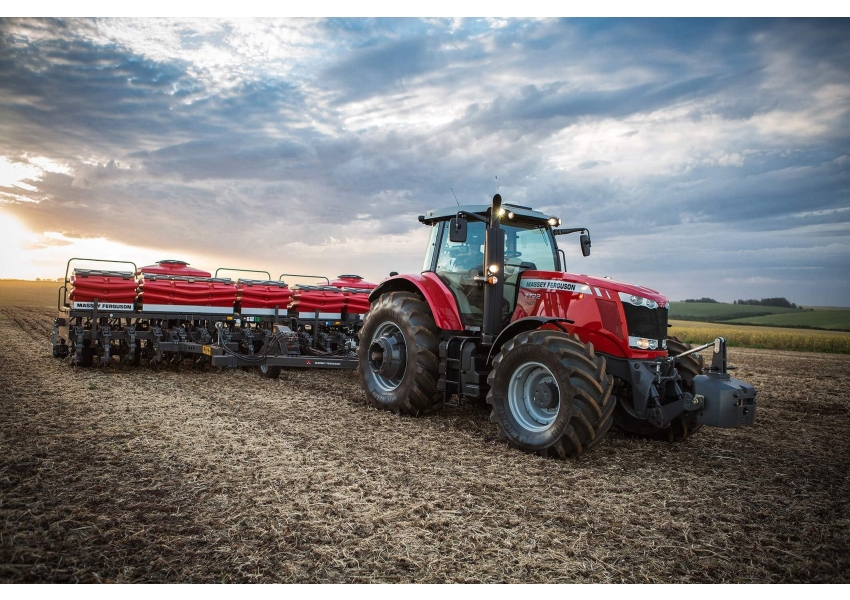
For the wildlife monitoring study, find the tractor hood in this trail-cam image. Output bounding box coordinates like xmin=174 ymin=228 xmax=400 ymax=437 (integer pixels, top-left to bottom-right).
xmin=572 ymin=273 xmax=669 ymax=306
xmin=522 ymin=271 xmax=669 ymax=306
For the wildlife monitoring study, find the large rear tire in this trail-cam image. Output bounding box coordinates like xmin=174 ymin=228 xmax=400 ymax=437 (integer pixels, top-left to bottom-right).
xmin=613 ymin=335 xmax=704 ymax=442
xmin=486 ymin=330 xmax=615 ymax=458
xmin=357 ymin=292 xmax=442 ymax=416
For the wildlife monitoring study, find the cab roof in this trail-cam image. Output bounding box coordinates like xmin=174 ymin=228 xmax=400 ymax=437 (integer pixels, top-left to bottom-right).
xmin=418 ymin=203 xmax=554 ymax=225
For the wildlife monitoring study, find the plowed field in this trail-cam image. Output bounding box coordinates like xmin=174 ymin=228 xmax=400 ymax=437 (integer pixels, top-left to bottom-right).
xmin=1 ymin=306 xmax=848 ymax=582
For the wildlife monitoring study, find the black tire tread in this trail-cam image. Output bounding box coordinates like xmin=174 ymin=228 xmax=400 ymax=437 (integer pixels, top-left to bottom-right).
xmin=667 ymin=336 xmax=703 ymax=383
xmin=357 ymin=292 xmax=442 ymax=416
xmin=258 ymin=338 xmax=283 ymax=379
xmin=486 ymin=329 xmax=615 ymax=459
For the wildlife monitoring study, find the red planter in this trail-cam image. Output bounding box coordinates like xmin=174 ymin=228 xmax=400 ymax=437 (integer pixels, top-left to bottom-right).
xmin=342 ymin=288 xmax=371 ymax=314
xmin=138 ymin=274 xmax=236 ymax=314
xmin=237 ymin=280 xmax=293 ymax=316
xmin=68 ymin=269 xmax=137 ymax=310
xmin=138 ymin=260 xmax=211 ymax=278
xmin=291 ymin=285 xmax=348 ymax=319
xmin=329 ymin=274 xmax=376 ymax=290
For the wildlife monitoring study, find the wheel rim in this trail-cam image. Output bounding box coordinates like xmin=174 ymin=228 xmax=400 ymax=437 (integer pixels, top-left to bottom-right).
xmin=507 ymin=361 xmax=560 ymax=432
xmin=368 ymin=321 xmax=407 ymax=393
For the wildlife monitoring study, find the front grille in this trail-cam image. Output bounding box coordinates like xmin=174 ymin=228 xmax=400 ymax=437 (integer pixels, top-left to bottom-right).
xmin=596 ymin=298 xmax=624 ymax=340
xmin=622 ymin=304 xmax=668 ymax=341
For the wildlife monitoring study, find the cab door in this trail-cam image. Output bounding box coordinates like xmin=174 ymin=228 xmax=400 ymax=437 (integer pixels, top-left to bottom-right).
xmin=431 ymin=220 xmax=487 ymax=328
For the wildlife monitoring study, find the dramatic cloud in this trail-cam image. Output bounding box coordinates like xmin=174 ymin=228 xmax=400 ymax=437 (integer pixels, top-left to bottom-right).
xmin=0 ymin=17 xmax=848 ymax=305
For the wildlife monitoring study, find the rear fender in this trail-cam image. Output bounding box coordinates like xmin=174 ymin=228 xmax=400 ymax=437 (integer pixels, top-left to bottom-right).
xmin=369 ymin=273 xmax=463 ymax=331
xmin=486 ymin=316 xmax=574 ymax=364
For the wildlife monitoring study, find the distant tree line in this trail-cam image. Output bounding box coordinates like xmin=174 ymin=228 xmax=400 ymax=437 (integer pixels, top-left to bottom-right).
xmin=734 ymin=297 xmax=801 ymax=309
xmin=683 ymin=297 xmax=719 ymax=303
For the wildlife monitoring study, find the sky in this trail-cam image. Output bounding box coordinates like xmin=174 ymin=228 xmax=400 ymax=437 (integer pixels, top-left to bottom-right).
xmin=0 ymin=17 xmax=848 ymax=305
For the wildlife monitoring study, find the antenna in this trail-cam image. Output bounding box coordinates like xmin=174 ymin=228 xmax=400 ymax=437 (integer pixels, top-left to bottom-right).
xmin=451 ymin=187 xmax=460 ymax=206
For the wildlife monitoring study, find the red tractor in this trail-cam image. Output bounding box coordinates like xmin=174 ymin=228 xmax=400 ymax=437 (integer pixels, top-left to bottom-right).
xmin=358 ymin=194 xmax=756 ymax=458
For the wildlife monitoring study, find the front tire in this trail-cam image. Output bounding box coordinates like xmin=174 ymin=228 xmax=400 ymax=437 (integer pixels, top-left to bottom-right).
xmin=357 ymin=292 xmax=442 ymax=415
xmin=486 ymin=330 xmax=615 ymax=458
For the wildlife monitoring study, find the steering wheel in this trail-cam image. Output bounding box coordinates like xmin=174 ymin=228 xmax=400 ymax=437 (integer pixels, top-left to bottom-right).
xmin=505 ymin=250 xmax=522 ymax=259
xmin=465 ymin=268 xmax=482 ymax=282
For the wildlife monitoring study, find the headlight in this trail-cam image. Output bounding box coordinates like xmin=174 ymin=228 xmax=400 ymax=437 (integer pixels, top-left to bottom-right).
xmin=629 ymin=336 xmax=661 ymax=350
xmin=619 ymin=292 xmax=659 ymax=309
xmin=630 ymin=337 xmax=649 ymax=349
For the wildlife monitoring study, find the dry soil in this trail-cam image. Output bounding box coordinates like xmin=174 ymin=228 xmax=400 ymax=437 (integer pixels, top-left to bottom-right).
xmin=1 ymin=306 xmax=848 ymax=582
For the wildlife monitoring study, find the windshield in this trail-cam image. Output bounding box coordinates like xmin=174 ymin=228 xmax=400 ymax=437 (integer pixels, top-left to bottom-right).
xmin=504 ymin=223 xmax=557 ymax=272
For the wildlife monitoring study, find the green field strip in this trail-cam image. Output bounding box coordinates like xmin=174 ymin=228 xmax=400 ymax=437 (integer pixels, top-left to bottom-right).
xmin=723 ymin=310 xmax=850 ymax=331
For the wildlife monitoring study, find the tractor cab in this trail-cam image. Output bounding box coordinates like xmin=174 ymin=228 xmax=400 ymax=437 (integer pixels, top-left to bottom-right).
xmin=420 ymin=203 xmax=561 ymax=329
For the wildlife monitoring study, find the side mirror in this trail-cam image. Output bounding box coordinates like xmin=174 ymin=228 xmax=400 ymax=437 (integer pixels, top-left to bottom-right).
xmin=580 ymin=232 xmax=591 ymax=257
xmin=449 ymin=217 xmax=468 ymax=243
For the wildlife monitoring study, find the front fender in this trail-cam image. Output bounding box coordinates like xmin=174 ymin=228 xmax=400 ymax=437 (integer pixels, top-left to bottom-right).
xmin=486 ymin=316 xmax=573 ymax=364
xmin=369 ymin=273 xmax=463 ymax=331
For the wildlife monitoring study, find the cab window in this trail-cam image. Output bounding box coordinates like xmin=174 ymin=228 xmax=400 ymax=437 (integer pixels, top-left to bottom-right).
xmin=434 ymin=220 xmax=486 ymax=326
